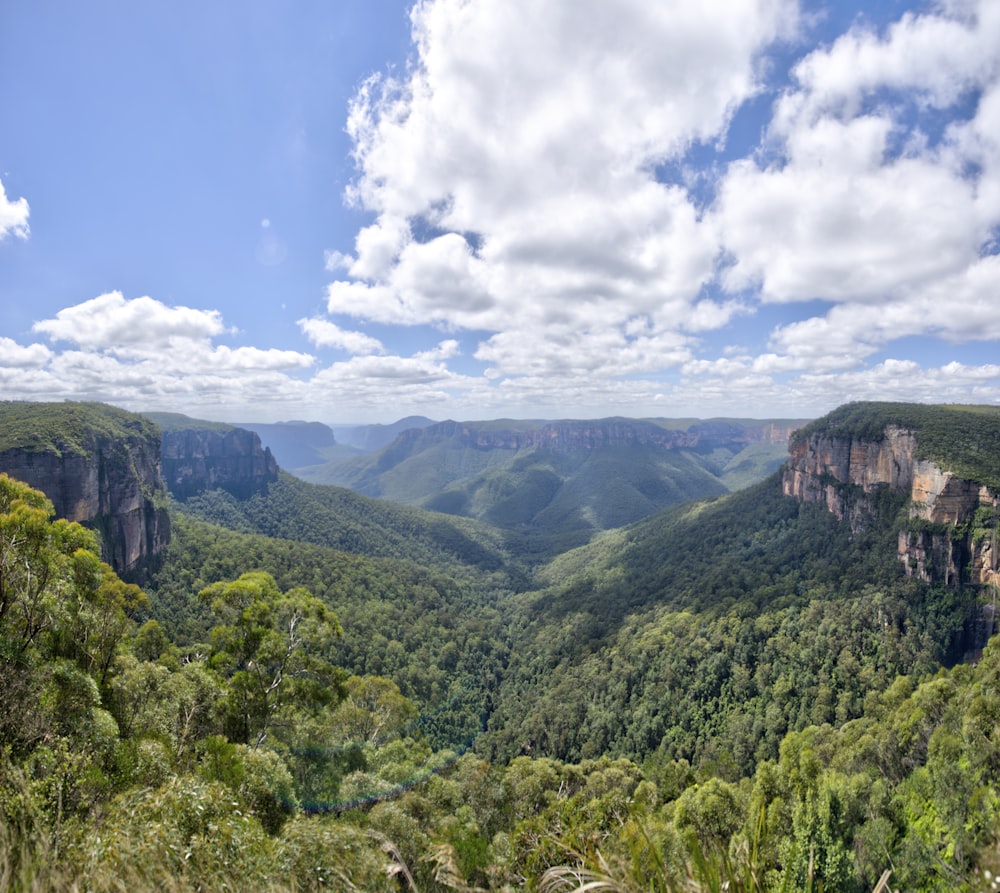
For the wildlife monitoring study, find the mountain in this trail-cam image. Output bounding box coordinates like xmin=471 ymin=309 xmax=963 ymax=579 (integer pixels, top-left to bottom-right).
xmin=297 ymin=416 xmax=804 ymax=553
xmin=170 ymin=471 xmax=524 ymax=584
xmin=329 ymin=415 xmax=437 ymax=453
xmin=236 ymin=420 xmax=341 ymax=471
xmin=785 ymin=402 xmax=1000 ymax=588
xmin=6 ymin=399 xmax=1000 ymax=889
xmin=479 ymin=402 xmax=1000 ymax=767
xmin=0 ymin=401 xmax=170 ymax=578
xmin=144 ymin=412 xmax=279 ymax=499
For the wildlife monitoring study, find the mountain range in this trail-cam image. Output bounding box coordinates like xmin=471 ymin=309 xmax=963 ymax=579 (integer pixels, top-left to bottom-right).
xmin=2 ymin=398 xmax=1000 ymax=889
xmin=243 ymin=415 xmax=804 ymax=556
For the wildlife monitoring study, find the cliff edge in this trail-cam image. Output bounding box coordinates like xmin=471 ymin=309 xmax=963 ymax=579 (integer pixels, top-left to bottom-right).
xmin=783 ymin=403 xmax=999 ymax=588
xmin=0 ymin=401 xmax=170 ymax=578
xmin=147 ymin=412 xmax=278 ymax=500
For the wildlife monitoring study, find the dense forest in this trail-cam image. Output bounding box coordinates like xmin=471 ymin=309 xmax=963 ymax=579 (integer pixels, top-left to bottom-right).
xmin=2 ymin=402 xmax=1000 ymax=891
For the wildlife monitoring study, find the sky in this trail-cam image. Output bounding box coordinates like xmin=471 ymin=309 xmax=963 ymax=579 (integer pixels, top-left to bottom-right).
xmin=1 ymin=0 xmax=998 ymax=425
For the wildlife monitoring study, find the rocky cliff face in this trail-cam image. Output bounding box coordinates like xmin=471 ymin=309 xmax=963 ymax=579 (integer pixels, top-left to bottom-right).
xmin=160 ymin=426 xmax=278 ymax=500
xmin=402 ymin=418 xmax=798 ymax=453
xmin=783 ymin=425 xmax=998 ymax=587
xmin=0 ymin=405 xmax=170 ymax=579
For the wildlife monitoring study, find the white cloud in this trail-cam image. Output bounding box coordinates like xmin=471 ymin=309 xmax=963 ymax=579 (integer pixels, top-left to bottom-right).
xmin=780 ymin=1 xmax=999 ymax=124
xmin=708 ymin=0 xmax=1000 ymax=390
xmin=324 ymin=0 xmax=797 ymax=373
xmin=0 ymin=337 xmax=51 ymax=368
xmin=298 ymin=317 xmax=385 ymax=355
xmin=0 ymin=178 xmax=29 ymax=241
xmin=33 ymin=292 xmax=231 ymax=350
xmin=715 ymin=115 xmax=983 ymax=303
xmin=5 ymin=3 xmax=1000 ymax=424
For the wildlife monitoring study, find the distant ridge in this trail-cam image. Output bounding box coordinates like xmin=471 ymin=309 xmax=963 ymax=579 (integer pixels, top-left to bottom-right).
xmin=237 ymin=420 xmax=340 ymax=471
xmin=331 ymin=416 xmax=437 ymax=453
xmin=297 ymin=415 xmax=808 ymax=554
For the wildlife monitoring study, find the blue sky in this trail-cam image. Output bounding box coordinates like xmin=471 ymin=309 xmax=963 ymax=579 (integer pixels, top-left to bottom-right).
xmin=1 ymin=0 xmax=998 ymax=424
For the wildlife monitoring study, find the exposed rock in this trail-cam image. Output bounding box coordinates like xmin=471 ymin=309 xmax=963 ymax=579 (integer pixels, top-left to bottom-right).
xmin=409 ymin=418 xmax=799 ymax=454
xmin=0 ymin=403 xmax=170 ymax=579
xmin=783 ymin=423 xmax=998 ymax=587
xmin=160 ymin=425 xmax=278 ymax=500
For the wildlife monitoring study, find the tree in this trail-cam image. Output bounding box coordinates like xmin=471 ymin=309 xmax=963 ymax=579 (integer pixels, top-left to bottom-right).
xmin=0 ymin=474 xmax=97 ymax=655
xmin=200 ymin=571 xmax=342 ymax=749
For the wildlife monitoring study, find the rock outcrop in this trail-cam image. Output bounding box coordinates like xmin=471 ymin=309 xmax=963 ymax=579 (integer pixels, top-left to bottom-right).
xmin=783 ymin=422 xmax=998 ymax=587
xmin=401 ymin=418 xmax=799 ymax=454
xmin=159 ymin=425 xmax=278 ymax=500
xmin=0 ymin=402 xmax=170 ymax=579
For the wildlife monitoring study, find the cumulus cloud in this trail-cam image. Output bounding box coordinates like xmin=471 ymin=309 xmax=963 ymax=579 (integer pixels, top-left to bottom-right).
xmin=0 ymin=337 xmax=51 ymax=368
xmin=324 ymin=0 xmax=797 ymax=383
xmin=0 ymin=178 xmax=30 ymax=241
xmin=711 ymin=0 xmax=1000 ymax=384
xmin=33 ymin=292 xmax=231 ymax=350
xmin=5 ymin=1 xmax=1000 ymax=422
xmin=2 ymin=291 xmax=490 ymax=421
xmin=298 ymin=318 xmax=385 ymax=355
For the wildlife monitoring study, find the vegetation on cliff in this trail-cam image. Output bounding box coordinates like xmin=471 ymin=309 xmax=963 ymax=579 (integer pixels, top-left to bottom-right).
xmin=793 ymin=402 xmax=1000 ymax=489
xmin=2 ymin=401 xmax=1000 ymax=890
xmin=0 ymin=401 xmax=161 ymax=457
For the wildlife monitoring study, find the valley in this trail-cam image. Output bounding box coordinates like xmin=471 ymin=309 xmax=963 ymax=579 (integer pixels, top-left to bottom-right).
xmin=1 ymin=399 xmax=999 ymax=891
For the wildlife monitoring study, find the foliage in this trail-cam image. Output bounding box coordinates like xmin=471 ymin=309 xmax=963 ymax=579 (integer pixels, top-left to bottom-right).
xmin=3 ymin=402 xmax=1000 ymax=891
xmin=296 ymin=418 xmax=798 ymax=558
xmin=176 ymin=471 xmax=525 ymax=580
xmin=792 ymin=402 xmax=1000 ymax=489
xmin=0 ymin=401 xmax=161 ymax=458
xmin=200 ymin=570 xmax=343 ymax=749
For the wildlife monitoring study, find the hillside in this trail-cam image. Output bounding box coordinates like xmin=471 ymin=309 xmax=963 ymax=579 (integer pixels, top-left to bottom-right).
xmin=3 ymin=400 xmax=1000 ymax=890
xmin=173 ymin=470 xmax=527 ymax=584
xmin=297 ymin=416 xmax=803 ymax=554
xmin=479 ymin=403 xmax=1000 ymax=769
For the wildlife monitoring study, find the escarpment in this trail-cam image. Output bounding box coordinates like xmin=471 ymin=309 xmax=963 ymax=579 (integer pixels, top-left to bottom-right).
xmin=407 ymin=418 xmax=800 ymax=453
xmin=0 ymin=402 xmax=170 ymax=578
xmin=783 ymin=406 xmax=999 ymax=588
xmin=153 ymin=417 xmax=278 ymax=500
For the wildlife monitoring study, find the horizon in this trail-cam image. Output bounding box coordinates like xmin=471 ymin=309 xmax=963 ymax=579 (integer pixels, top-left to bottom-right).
xmin=2 ymin=0 xmax=999 ymax=424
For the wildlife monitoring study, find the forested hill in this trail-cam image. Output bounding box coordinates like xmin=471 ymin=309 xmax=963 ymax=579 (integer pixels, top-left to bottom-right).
xmin=480 ymin=403 xmax=1000 ymax=768
xmin=295 ymin=415 xmax=805 ymax=555
xmin=5 ymin=400 xmax=1000 ymax=890
xmin=172 ymin=470 xmax=526 ymax=584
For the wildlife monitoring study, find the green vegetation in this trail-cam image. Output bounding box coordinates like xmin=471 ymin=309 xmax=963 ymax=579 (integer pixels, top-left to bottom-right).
xmin=793 ymin=402 xmax=1000 ymax=489
xmin=298 ymin=418 xmax=798 ymax=559
xmin=177 ymin=471 xmax=526 ymax=582
xmin=147 ymin=513 xmax=508 ymax=751
xmin=0 ymin=400 xmax=161 ymax=456
xmin=481 ymin=478 xmax=973 ymax=772
xmin=3 ymin=401 xmax=1000 ymax=890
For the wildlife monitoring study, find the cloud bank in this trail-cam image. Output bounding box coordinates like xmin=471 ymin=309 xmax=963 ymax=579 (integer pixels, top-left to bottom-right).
xmin=2 ymin=1 xmax=999 ymax=422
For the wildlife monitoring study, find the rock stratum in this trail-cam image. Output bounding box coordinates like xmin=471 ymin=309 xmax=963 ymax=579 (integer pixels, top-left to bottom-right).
xmin=783 ymin=405 xmax=1000 ymax=588
xmin=0 ymin=404 xmax=279 ymax=578
xmin=158 ymin=425 xmax=278 ymax=500
xmin=402 ymin=417 xmax=798 ymax=453
xmin=0 ymin=402 xmax=170 ymax=578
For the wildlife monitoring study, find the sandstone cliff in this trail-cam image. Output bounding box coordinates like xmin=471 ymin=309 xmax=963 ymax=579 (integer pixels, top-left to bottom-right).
xmin=783 ymin=416 xmax=998 ymax=587
xmin=157 ymin=421 xmax=278 ymax=500
xmin=0 ymin=402 xmax=170 ymax=579
xmin=399 ymin=418 xmax=799 ymax=453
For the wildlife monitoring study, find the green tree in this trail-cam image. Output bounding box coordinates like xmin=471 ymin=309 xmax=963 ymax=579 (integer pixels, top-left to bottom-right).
xmin=0 ymin=474 xmax=98 ymax=656
xmin=200 ymin=571 xmax=342 ymax=748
